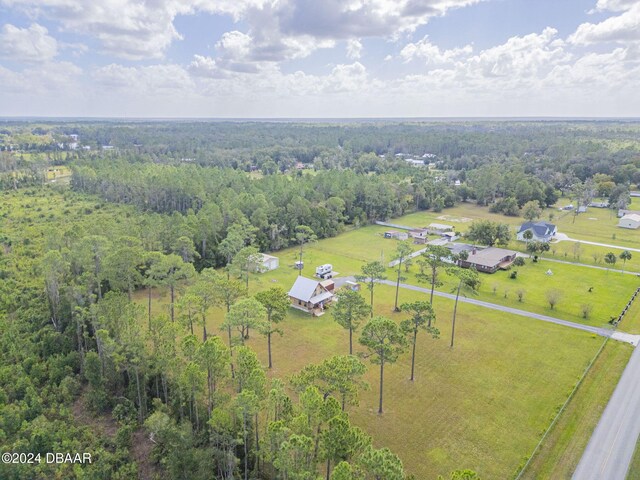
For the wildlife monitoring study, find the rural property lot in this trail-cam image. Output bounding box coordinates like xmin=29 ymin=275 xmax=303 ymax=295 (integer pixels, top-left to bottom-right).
xmin=137 ymin=206 xmax=638 ymax=478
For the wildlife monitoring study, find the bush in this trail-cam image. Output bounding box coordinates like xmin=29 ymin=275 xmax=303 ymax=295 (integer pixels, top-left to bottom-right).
xmin=513 ymin=257 xmax=525 ymax=267
xmin=509 ymin=270 xmax=518 ymax=279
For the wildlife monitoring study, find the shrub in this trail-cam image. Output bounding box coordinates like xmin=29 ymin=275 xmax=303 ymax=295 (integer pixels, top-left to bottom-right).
xmin=513 ymin=257 xmax=525 ymax=267
xmin=509 ymin=270 xmax=518 ymax=279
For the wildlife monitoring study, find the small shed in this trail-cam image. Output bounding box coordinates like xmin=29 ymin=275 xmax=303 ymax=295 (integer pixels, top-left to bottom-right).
xmin=254 ymin=253 xmax=279 ymax=272
xmin=320 ymin=279 xmax=335 ymax=292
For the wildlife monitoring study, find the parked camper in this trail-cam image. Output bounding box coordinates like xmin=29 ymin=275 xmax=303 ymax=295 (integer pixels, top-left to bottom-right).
xmin=315 ymin=264 xmax=333 ymax=279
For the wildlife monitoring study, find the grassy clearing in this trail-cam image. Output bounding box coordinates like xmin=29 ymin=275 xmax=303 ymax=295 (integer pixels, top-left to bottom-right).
xmin=521 ymin=339 xmax=632 ymax=479
xmin=552 ymin=204 xmax=640 ymax=250
xmin=138 ymin=281 xmax=602 ymax=479
xmin=401 ymin=255 xmax=637 ymax=328
xmin=265 ymin=220 xmax=638 ymax=329
xmin=618 ymin=295 xmax=640 ymax=335
xmin=398 ymin=202 xmax=640 ymax=272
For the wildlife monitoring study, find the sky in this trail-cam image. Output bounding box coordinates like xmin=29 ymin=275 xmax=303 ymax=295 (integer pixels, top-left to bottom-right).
xmin=0 ymin=0 xmax=638 ymax=118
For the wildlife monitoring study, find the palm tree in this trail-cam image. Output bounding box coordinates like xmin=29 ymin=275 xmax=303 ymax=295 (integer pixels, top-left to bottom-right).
xmin=620 ymin=251 xmax=632 ymax=273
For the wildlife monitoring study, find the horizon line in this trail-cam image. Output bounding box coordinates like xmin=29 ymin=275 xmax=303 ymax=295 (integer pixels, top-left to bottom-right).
xmin=2 ymin=115 xmax=640 ymax=123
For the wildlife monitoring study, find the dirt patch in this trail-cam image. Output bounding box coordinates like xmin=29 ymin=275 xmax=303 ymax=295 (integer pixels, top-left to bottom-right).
xmin=72 ymin=390 xmax=118 ymax=439
xmin=131 ymin=428 xmax=159 ymax=480
xmin=437 ymin=215 xmax=472 ymax=223
xmin=72 ymin=389 xmax=160 ymax=479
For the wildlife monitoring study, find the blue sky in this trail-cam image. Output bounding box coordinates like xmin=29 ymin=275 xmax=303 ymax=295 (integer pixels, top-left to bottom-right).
xmin=0 ymin=0 xmax=638 ymax=117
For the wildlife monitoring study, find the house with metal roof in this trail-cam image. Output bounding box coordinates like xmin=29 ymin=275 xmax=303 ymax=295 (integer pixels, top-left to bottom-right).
xmin=287 ymin=276 xmax=335 ymax=316
xmin=516 ymin=221 xmax=557 ymax=242
xmin=618 ymin=214 xmax=640 ymax=230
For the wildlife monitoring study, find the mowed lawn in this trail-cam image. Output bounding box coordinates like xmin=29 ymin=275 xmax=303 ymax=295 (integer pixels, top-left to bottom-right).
xmin=401 ymin=255 xmax=638 ymax=329
xmin=394 ymin=202 xmax=640 ymax=272
xmin=136 ymin=250 xmax=608 ymax=479
xmin=270 ymin=222 xmax=637 ymax=329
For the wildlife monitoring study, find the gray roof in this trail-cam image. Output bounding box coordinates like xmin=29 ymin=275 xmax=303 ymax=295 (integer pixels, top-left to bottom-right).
xmin=288 ymin=276 xmax=326 ymax=302
xmin=309 ymin=291 xmax=334 ymax=304
xmin=466 ymin=247 xmax=517 ymax=268
xmin=518 ymin=221 xmax=556 ymax=237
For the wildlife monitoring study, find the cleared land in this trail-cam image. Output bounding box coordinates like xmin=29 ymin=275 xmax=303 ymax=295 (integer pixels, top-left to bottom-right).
xmin=138 ymin=281 xmax=603 ymax=479
xmin=522 ymin=340 xmax=632 ymax=480
xmin=135 ymin=212 xmax=636 ymax=478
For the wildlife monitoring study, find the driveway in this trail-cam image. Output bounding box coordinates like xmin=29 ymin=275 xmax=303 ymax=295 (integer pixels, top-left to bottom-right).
xmin=554 ymin=233 xmax=640 ymax=253
xmin=377 ymin=280 xmax=634 ymax=341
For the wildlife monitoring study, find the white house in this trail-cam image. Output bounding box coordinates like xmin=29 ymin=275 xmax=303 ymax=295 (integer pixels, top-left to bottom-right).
xmin=517 ymin=222 xmax=557 ymax=242
xmin=618 ymin=214 xmax=640 ymax=230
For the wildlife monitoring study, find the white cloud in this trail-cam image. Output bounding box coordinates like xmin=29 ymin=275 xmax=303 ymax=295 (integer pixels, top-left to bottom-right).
xmin=570 ymin=4 xmax=640 ymax=45
xmin=465 ymin=27 xmax=569 ymax=80
xmin=592 ymin=0 xmax=638 ymax=12
xmin=400 ymin=35 xmax=472 ymax=65
xmin=0 ymin=23 xmax=58 ymax=62
xmin=0 ymin=0 xmax=268 ymax=60
xmin=92 ymin=63 xmax=194 ymax=93
xmin=346 ymin=38 xmax=362 ymax=59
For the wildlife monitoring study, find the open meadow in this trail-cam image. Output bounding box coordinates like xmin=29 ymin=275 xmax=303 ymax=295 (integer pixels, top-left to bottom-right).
xmin=138 ymin=279 xmax=613 ymax=479
xmin=134 ymin=212 xmax=639 ymax=478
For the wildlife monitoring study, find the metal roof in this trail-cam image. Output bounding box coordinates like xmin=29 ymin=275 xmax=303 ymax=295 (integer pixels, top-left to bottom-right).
xmin=518 ymin=221 xmax=556 ymax=237
xmin=288 ymin=276 xmax=326 ymax=302
xmin=466 ymin=247 xmax=517 ymax=268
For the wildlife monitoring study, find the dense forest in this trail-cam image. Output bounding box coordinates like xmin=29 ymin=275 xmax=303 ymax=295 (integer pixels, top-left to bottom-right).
xmin=1 ymin=120 xmax=639 ymax=479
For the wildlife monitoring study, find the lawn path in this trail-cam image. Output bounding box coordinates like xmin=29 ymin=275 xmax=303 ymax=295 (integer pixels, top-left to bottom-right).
xmin=378 ymin=280 xmax=640 ymax=344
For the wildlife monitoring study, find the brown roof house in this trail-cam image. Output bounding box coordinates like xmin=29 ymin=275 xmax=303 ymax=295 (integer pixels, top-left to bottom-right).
xmin=288 ymin=276 xmax=335 ymax=316
xmin=459 ymin=247 xmax=517 ymax=274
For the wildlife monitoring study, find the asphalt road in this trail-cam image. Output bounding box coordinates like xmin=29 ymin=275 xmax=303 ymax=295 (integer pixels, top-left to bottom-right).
xmin=572 ymin=344 xmax=640 ymax=480
xmin=379 ymin=279 xmax=615 ymax=338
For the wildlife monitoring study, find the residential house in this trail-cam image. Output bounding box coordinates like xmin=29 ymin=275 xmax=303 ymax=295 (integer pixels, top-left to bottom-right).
xmin=459 ymin=247 xmax=518 ymax=274
xmin=618 ymin=214 xmax=640 ymax=230
xmin=516 ymin=221 xmax=557 ymax=242
xmin=288 ymin=276 xmax=335 ymax=316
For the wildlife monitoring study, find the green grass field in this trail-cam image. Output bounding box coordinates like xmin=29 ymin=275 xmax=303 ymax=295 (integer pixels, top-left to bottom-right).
xmin=261 ymin=220 xmax=638 ymax=329
xmin=521 ymin=339 xmax=632 ymax=479
xmin=394 ymin=201 xmax=640 ymax=272
xmin=3 ymin=186 xmax=631 ymax=479
xmin=138 ymin=280 xmax=605 ymax=479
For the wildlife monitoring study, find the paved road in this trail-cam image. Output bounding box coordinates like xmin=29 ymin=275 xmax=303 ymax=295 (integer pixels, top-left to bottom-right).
xmin=378 ymin=280 xmax=620 ymax=339
xmin=572 ymin=345 xmax=640 ymax=480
